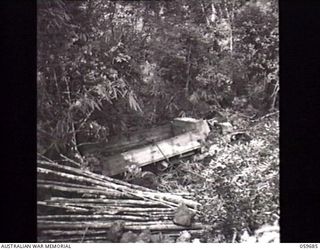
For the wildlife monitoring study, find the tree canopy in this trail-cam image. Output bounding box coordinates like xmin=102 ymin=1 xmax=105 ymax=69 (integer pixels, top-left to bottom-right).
xmin=37 ymin=0 xmax=278 ymax=160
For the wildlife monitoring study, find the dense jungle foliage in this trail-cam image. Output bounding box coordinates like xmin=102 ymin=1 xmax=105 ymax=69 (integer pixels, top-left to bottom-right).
xmin=37 ymin=0 xmax=279 ymax=242
xmin=37 ymin=0 xmax=278 ymax=160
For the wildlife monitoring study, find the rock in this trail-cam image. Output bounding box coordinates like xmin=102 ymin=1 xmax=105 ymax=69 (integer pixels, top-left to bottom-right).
xmin=173 ymin=204 xmax=195 ymax=227
xmin=136 ymin=229 xmax=152 ymax=243
xmin=120 ymin=231 xmax=138 ymax=243
xmin=107 ymin=220 xmax=125 ymax=242
xmin=176 ymin=230 xmax=191 ymax=243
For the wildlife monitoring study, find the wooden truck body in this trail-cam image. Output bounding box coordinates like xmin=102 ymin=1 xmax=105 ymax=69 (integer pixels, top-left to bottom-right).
xmin=81 ymin=118 xmax=210 ymax=176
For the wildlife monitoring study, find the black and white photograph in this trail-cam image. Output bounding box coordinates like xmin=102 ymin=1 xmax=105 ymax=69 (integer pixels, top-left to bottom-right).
xmin=37 ymin=0 xmax=279 ymax=243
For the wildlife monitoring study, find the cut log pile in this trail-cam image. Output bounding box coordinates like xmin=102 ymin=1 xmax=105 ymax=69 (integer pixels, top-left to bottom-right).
xmin=37 ymin=160 xmax=211 ymax=242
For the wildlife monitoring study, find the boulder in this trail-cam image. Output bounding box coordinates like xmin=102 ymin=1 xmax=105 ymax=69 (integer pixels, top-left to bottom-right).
xmin=173 ymin=204 xmax=195 ymax=227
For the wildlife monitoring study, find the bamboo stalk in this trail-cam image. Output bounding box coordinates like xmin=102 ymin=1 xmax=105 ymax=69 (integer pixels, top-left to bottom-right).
xmin=60 ymin=153 xmax=83 ymax=168
xmin=38 ymin=179 xmax=95 ymax=189
xmin=38 ymin=167 xmax=121 ymax=189
xmin=38 ymin=167 xmax=176 ymax=207
xmin=38 ymin=220 xmax=171 ymax=227
xmin=39 ymin=202 xmax=175 ymax=217
xmin=38 ymin=221 xmax=207 ymax=230
xmin=48 ymin=197 xmax=166 ymax=207
xmin=131 ymin=191 xmax=198 ymax=212
xmin=38 ymin=181 xmax=115 ymax=193
xmin=38 ymin=235 xmax=111 ymax=243
xmin=40 ymin=229 xmax=109 ymax=236
xmin=38 ymin=183 xmax=130 ymax=198
xmin=38 ymin=160 xmax=200 ymax=208
xmin=37 ymin=159 xmax=206 ymax=241
xmin=38 ymin=201 xmax=90 ymax=212
xmin=119 ymin=211 xmax=174 ymax=217
xmin=38 ymin=214 xmax=165 ymax=222
xmin=38 ymin=160 xmax=151 ymax=191
xmin=53 ymin=204 xmax=174 ymax=213
xmin=40 ymin=228 xmax=206 ymax=237
xmin=38 ymin=167 xmax=198 ymax=210
xmin=43 ymin=202 xmax=175 ymax=215
xmin=38 ymin=206 xmax=173 ymax=218
xmin=91 ymin=211 xmax=171 ymax=218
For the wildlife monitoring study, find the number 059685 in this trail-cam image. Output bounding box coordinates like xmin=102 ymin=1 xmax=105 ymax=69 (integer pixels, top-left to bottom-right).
xmin=300 ymin=244 xmax=318 ymax=248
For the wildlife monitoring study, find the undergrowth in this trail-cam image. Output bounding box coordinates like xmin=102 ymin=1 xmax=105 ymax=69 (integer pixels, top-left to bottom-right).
xmin=156 ymin=111 xmax=279 ymax=242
